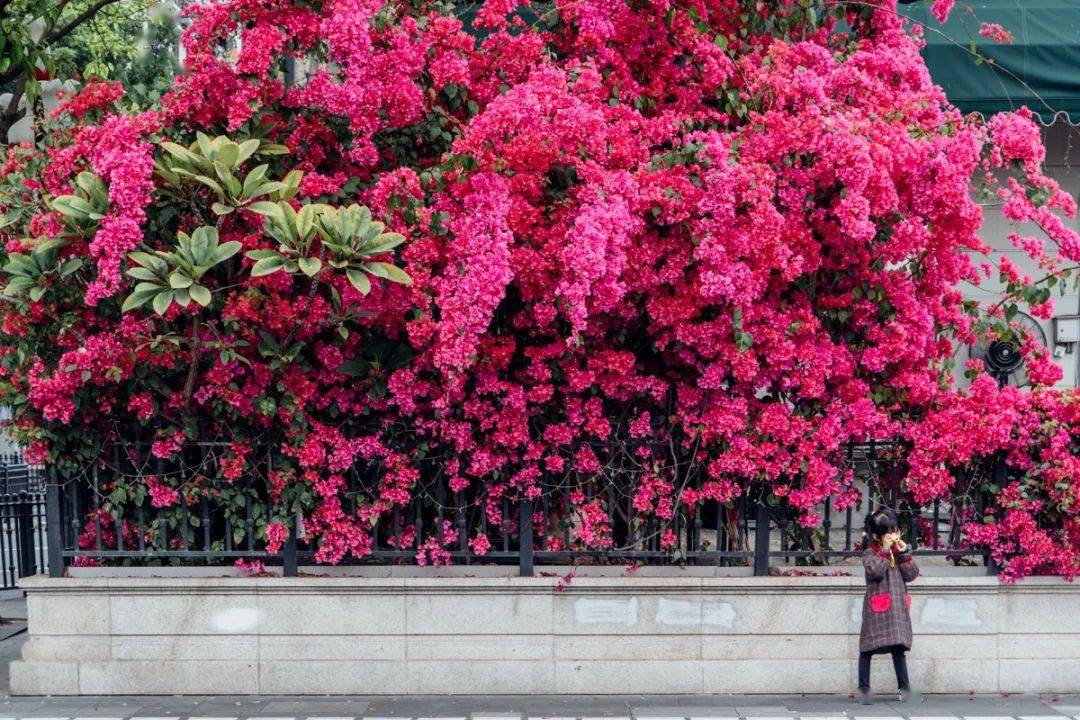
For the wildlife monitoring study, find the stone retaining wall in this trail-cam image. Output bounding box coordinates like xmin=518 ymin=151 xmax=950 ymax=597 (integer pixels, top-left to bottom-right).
xmin=10 ymin=573 xmax=1079 ymax=695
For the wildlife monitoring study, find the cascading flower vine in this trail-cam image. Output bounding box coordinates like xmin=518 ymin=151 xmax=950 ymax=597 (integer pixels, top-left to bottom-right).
xmin=0 ymin=0 xmax=1077 ymax=579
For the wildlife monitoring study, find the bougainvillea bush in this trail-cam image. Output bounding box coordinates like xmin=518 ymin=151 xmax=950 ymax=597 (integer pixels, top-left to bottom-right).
xmin=1 ymin=0 xmax=1078 ymax=579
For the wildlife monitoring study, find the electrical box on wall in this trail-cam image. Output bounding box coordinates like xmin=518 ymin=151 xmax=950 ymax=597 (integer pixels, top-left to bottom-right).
xmin=1055 ymin=315 xmax=1080 ymax=346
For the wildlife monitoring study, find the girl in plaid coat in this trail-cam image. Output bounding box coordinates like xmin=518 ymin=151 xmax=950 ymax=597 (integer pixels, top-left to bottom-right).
xmin=857 ymin=509 xmax=919 ymax=704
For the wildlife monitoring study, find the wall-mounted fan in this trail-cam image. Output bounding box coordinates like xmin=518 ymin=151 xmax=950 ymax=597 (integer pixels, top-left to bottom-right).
xmin=967 ymin=311 xmax=1047 ymax=387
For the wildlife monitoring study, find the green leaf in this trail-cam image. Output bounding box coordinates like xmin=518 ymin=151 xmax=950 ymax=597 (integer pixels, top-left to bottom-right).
xmin=279 ymin=170 xmax=303 ymax=200
xmin=250 ymin=256 xmax=287 ymax=277
xmin=214 ymin=160 xmax=242 ymax=197
xmin=217 ymin=141 xmax=240 ymax=169
xmin=189 ymin=284 xmax=212 ymax=307
xmin=161 ymin=141 xmax=200 ymax=165
xmin=215 ymin=241 xmax=242 ymax=263
xmin=241 ymin=164 xmax=270 ymax=198
xmin=2 ymin=277 xmax=33 ymax=296
xmin=338 ymin=357 xmax=371 ymax=377
xmin=58 ymin=258 xmax=83 ymax=277
xmin=122 ymin=284 xmax=162 ymax=313
xmin=212 ymin=202 xmax=235 ymax=216
xmin=189 ymin=173 xmax=225 ymax=196
xmin=169 ymin=272 xmax=194 ymax=289
xmin=363 ymin=262 xmax=412 ymax=285
xmin=346 ymin=268 xmax=371 ymax=295
xmin=75 ymin=172 xmax=108 ymax=205
xmin=296 ymin=204 xmax=319 ymax=239
xmin=298 ymin=257 xmax=322 ymax=277
xmin=189 ymin=226 xmax=219 ymax=266
xmin=51 ymin=195 xmax=96 ymax=219
xmin=152 ymin=291 xmax=175 ymax=315
xmin=364 ymin=233 xmax=406 ymax=254
xmin=257 ymin=142 xmax=290 ymax=156
xmin=196 ymin=132 xmax=215 ymax=159
xmin=3 ymin=255 xmax=35 ymax=277
xmin=236 ymin=139 xmax=261 ymax=166
xmin=128 ymin=252 xmax=168 ymax=274
xmin=246 ymin=200 xmax=284 ymax=219
xmin=128 ymin=267 xmax=160 ymax=282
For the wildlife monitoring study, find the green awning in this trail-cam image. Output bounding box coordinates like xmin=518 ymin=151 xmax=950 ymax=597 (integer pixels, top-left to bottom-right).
xmin=899 ymin=0 xmax=1080 ymax=124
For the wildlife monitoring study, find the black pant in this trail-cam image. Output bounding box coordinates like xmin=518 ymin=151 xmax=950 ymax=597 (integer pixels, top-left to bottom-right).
xmin=858 ymin=645 xmax=910 ymax=691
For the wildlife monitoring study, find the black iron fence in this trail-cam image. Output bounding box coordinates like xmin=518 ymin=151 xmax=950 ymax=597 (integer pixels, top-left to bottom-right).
xmin=0 ymin=453 xmax=44 ymax=495
xmin=42 ymin=439 xmax=996 ymax=578
xmin=0 ymin=455 xmax=47 ymax=587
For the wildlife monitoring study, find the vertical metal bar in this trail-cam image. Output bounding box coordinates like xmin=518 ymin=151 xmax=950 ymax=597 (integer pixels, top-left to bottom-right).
xmin=202 ymin=498 xmax=211 ymax=551
xmin=178 ymin=450 xmax=190 ymax=552
xmin=436 ymin=472 xmax=445 ymax=542
xmin=68 ymin=471 xmax=80 ymax=559
xmin=393 ymin=507 xmax=401 ymax=551
xmin=35 ymin=493 xmax=47 ymax=571
xmin=932 ymin=500 xmax=941 ymax=550
xmin=540 ymin=493 xmax=549 ymax=552
xmin=46 ymin=469 xmax=64 ymax=578
xmin=92 ymin=466 xmax=102 ymax=553
xmin=738 ymin=493 xmax=747 ymax=560
xmin=2 ymin=498 xmax=13 ymax=586
xmin=501 ymin=495 xmax=509 ymax=553
xmin=16 ymin=493 xmax=36 ymax=576
xmin=245 ymin=492 xmax=254 ymax=552
xmin=823 ymin=498 xmax=832 ymax=551
xmin=456 ymin=488 xmax=467 ymax=555
xmin=845 ymin=506 xmax=853 ymax=550
xmin=414 ymin=489 xmax=424 ymax=552
xmin=283 ymin=517 xmax=298 ymax=577
xmin=986 ymin=455 xmax=1006 ymax=575
xmin=283 ymin=56 xmax=296 ymax=87
xmin=155 ymin=458 xmax=167 ymax=552
xmin=562 ymin=477 xmax=571 ymax=550
xmin=753 ymin=492 xmax=770 ymax=576
xmin=779 ymin=500 xmax=789 ymax=559
xmin=519 ymin=497 xmax=533 ymax=577
xmin=692 ymin=469 xmax=702 ymax=559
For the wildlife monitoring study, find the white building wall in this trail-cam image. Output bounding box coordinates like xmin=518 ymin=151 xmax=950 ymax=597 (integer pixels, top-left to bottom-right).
xmin=955 ymin=122 xmax=1080 ymax=389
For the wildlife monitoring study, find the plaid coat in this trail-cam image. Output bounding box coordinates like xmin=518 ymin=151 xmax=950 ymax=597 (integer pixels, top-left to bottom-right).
xmin=859 ymin=547 xmax=919 ymax=653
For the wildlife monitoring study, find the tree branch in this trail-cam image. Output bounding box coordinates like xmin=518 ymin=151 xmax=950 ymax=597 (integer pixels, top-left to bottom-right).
xmin=46 ymin=0 xmax=124 ymax=45
xmin=0 ymin=73 xmax=29 ymax=141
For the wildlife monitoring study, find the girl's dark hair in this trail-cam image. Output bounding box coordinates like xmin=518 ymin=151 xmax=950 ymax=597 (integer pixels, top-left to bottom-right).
xmin=863 ymin=508 xmax=899 ymax=544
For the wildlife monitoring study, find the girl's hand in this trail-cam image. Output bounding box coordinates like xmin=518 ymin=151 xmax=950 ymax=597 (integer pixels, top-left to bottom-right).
xmin=881 ymin=532 xmax=898 ymax=550
xmin=894 ymin=537 xmax=908 ymax=553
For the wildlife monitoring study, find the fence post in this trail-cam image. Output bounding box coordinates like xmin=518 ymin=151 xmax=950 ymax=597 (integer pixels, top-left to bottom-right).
xmin=45 ymin=469 xmax=64 ymax=578
xmin=519 ymin=496 xmax=534 ymax=577
xmin=283 ymin=57 xmax=296 ymax=87
xmin=282 ymin=517 xmax=298 ymax=577
xmin=984 ymin=454 xmax=1006 ymax=577
xmin=16 ymin=493 xmax=36 ymax=577
xmin=753 ymin=493 xmax=770 ymax=576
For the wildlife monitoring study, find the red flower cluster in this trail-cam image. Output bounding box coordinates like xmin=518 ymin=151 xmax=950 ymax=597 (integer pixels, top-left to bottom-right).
xmin=1 ymin=0 xmax=1077 ymax=578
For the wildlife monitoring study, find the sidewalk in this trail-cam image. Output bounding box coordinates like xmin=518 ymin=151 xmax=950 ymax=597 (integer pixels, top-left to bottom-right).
xmin=0 ymin=692 xmax=1075 ymax=719
xmin=0 ymin=609 xmax=1075 ymax=720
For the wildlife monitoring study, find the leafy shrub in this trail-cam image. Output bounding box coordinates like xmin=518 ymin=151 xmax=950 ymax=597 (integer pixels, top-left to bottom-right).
xmin=0 ymin=0 xmax=1077 ymax=578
